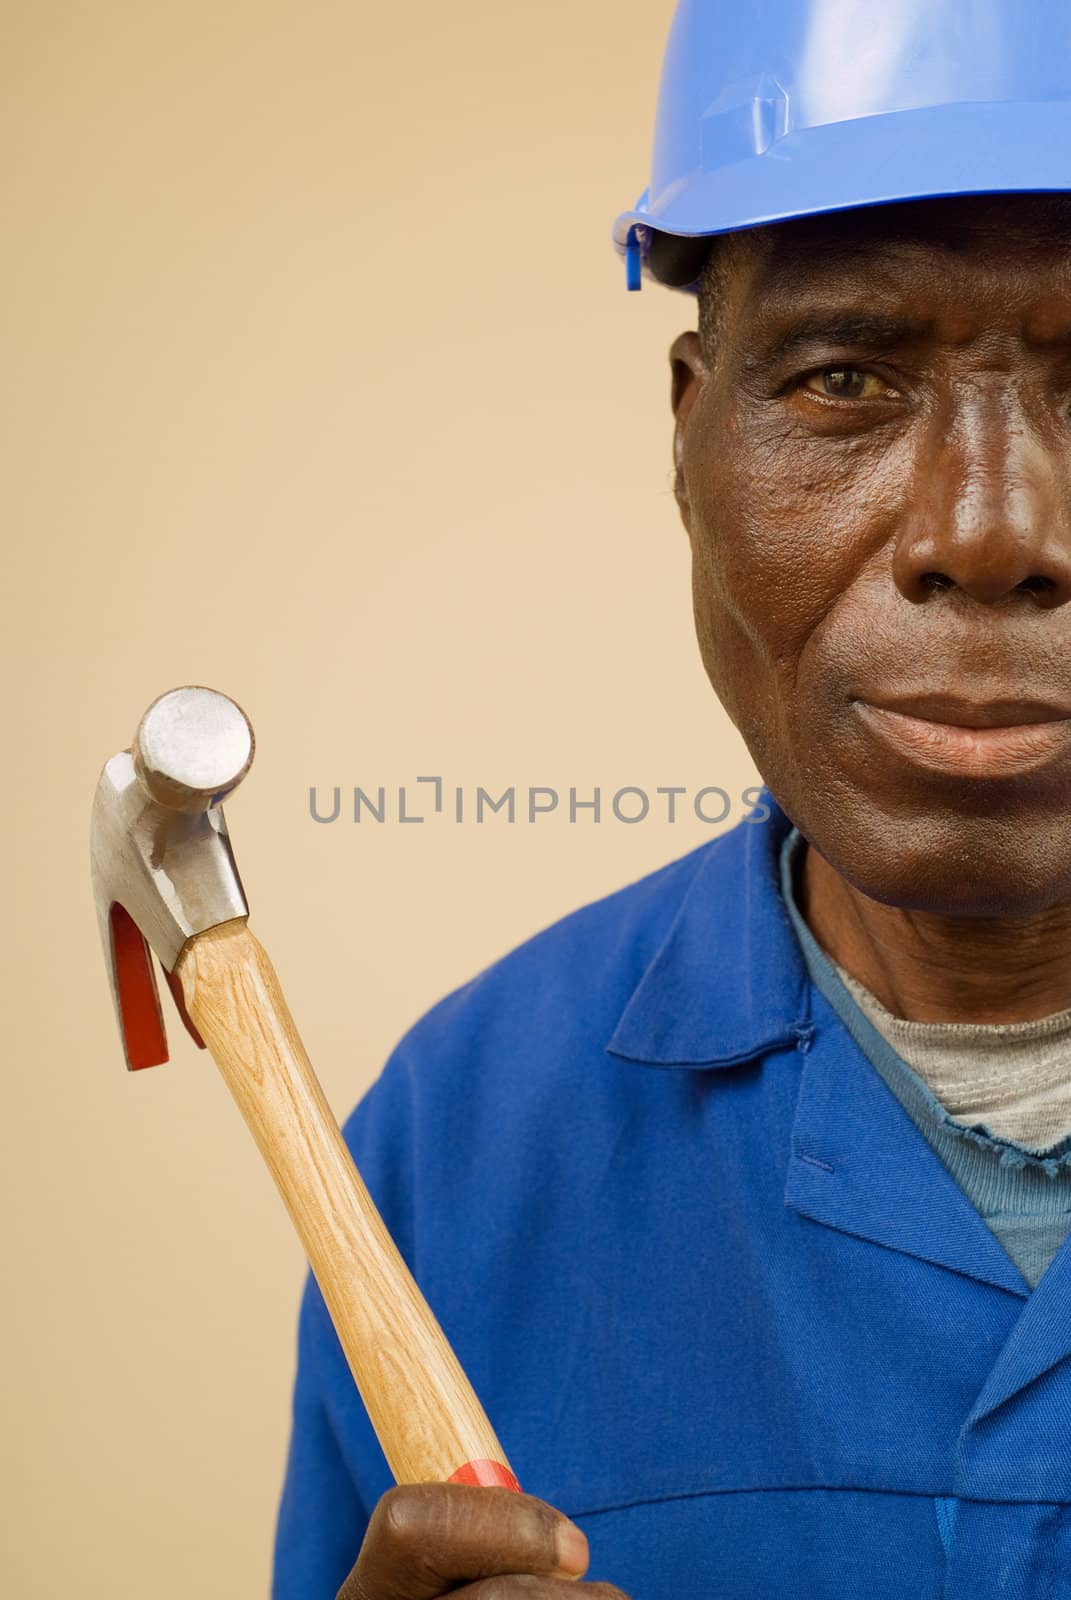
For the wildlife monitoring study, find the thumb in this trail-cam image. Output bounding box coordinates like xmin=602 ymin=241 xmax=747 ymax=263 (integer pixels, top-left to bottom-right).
xmin=340 ymin=1483 xmax=590 ymax=1600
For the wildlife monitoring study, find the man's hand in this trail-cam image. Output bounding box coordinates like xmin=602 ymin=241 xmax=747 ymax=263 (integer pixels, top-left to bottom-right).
xmin=337 ymin=1482 xmax=632 ymax=1599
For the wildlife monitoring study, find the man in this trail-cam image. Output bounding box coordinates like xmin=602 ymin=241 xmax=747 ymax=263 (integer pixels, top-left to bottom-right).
xmin=273 ymin=3 xmax=1071 ymax=1595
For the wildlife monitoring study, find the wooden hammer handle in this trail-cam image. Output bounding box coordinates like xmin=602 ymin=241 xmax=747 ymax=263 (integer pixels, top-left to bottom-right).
xmin=174 ymin=917 xmax=519 ymax=1491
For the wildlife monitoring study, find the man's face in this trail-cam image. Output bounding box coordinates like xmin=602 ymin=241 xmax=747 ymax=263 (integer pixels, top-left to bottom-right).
xmin=671 ymin=194 xmax=1071 ymax=918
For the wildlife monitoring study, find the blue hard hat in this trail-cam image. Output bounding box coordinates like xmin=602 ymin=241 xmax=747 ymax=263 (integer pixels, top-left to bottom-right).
xmin=614 ymin=0 xmax=1071 ymax=292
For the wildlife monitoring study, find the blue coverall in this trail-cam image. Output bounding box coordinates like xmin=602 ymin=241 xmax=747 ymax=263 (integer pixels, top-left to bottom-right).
xmin=273 ymin=794 xmax=1071 ymax=1598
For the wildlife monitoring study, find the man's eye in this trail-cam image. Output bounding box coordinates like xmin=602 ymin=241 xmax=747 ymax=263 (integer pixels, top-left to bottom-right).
xmin=802 ymin=367 xmax=888 ymax=400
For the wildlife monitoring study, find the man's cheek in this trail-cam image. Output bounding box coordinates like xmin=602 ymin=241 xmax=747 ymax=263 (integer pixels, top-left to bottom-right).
xmin=689 ymin=561 xmax=788 ymax=749
xmin=690 ymin=520 xmax=819 ymax=686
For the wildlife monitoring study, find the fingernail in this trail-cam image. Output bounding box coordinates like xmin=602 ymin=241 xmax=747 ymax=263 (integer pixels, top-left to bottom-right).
xmin=555 ymin=1521 xmax=589 ymax=1576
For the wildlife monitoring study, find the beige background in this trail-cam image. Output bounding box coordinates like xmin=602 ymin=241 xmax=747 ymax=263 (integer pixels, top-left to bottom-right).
xmin=4 ymin=3 xmax=759 ymax=1594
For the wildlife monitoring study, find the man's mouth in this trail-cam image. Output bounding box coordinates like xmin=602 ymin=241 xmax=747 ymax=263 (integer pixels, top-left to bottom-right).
xmin=853 ymin=694 xmax=1071 ymax=778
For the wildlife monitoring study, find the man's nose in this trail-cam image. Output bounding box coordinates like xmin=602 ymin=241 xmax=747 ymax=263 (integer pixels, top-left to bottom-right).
xmin=892 ymin=398 xmax=1071 ymax=608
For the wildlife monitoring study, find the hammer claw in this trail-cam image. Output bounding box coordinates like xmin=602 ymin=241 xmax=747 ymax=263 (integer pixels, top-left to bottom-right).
xmin=109 ymin=902 xmax=169 ymax=1071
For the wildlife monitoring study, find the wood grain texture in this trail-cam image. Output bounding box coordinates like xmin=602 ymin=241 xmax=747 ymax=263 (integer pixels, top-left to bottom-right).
xmin=174 ymin=917 xmax=514 ymax=1486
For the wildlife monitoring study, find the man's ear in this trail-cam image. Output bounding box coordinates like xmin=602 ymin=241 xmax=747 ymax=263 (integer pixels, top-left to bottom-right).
xmin=669 ymin=331 xmax=709 ymax=530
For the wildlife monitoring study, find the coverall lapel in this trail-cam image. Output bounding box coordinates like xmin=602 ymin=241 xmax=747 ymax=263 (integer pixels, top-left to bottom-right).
xmin=967 ymin=1231 xmax=1071 ymax=1422
xmin=785 ymin=995 xmax=1029 ymax=1299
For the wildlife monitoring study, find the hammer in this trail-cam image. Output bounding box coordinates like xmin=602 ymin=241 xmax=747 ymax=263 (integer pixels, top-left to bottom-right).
xmin=90 ymin=685 xmax=520 ymax=1493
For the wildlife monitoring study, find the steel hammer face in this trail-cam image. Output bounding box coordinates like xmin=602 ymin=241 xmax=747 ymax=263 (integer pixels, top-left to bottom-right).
xmin=90 ymin=687 xmax=254 ymax=1070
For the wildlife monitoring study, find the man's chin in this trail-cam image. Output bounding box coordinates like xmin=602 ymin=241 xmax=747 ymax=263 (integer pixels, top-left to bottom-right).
xmin=781 ymin=776 xmax=1071 ymax=921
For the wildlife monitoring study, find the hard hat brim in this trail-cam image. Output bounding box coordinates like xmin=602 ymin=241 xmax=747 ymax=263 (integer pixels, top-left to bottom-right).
xmin=613 ymin=99 xmax=1071 ymax=290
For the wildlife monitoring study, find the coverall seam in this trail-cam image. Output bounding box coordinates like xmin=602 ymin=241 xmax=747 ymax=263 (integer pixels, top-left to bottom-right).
xmin=560 ymin=1483 xmax=988 ymax=1522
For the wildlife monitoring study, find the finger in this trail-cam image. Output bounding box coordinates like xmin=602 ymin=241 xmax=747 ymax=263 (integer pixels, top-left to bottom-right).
xmin=451 ymin=1580 xmax=629 ymax=1598
xmin=339 ymin=1483 xmax=590 ymax=1600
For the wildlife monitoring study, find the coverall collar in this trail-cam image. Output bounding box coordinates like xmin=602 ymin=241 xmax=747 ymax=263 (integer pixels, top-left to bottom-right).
xmin=605 ymin=791 xmax=810 ymax=1068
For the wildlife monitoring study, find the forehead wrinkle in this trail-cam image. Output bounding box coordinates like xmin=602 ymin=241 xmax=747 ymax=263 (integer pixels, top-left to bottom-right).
xmin=738 ymin=240 xmax=1071 ymax=355
xmin=736 ymin=241 xmax=945 ymax=347
xmin=742 ymin=268 xmax=945 ymax=359
xmin=738 ymin=198 xmax=1071 ymax=310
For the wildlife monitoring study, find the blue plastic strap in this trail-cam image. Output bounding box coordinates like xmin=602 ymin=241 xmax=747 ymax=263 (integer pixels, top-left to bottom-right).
xmin=625 ymin=227 xmax=642 ymax=292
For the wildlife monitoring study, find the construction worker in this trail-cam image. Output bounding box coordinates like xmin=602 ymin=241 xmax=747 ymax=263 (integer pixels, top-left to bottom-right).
xmin=273 ymin=3 xmax=1071 ymax=1595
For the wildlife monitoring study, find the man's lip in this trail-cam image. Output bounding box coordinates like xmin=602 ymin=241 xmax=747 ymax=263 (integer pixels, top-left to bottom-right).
xmin=860 ymin=693 xmax=1071 ymax=728
xmin=854 ymin=697 xmax=1071 ymax=778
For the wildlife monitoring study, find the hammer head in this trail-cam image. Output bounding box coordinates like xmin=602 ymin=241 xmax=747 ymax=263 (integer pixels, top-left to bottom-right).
xmin=91 ymin=687 xmax=254 ymax=1070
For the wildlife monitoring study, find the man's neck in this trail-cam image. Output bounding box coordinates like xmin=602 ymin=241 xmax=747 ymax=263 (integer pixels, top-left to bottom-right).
xmin=799 ymin=842 xmax=1071 ymax=1024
